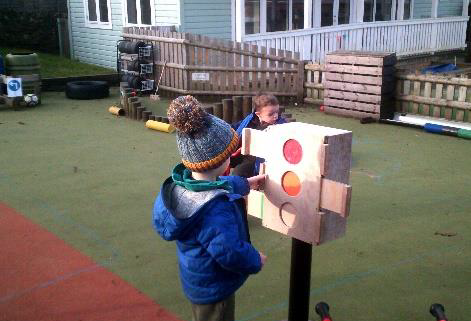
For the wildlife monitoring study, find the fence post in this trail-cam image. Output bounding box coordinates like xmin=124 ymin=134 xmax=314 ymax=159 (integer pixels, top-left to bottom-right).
xmin=297 ymin=61 xmax=306 ymax=103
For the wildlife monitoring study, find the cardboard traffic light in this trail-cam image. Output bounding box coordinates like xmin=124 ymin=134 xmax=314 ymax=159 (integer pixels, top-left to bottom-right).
xmin=242 ymin=122 xmax=352 ymax=245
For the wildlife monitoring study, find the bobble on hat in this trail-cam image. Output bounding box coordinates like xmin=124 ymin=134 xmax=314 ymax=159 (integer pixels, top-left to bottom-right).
xmin=167 ymin=95 xmax=239 ymax=172
xmin=167 ymin=95 xmax=206 ymax=135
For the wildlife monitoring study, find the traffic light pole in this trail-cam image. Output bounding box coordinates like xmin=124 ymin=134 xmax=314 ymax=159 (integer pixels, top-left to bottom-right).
xmin=287 ymin=238 xmax=313 ymax=321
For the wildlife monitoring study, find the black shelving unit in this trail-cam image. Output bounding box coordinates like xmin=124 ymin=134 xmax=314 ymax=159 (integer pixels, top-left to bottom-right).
xmin=117 ymin=40 xmax=155 ymax=93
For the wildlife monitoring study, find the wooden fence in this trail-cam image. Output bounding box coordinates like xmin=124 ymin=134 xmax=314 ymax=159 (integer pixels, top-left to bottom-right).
xmin=304 ymin=63 xmax=325 ymax=106
xmin=304 ymin=64 xmax=471 ymax=123
xmin=122 ymin=27 xmax=304 ymax=99
xmin=395 ymin=73 xmax=471 ymax=123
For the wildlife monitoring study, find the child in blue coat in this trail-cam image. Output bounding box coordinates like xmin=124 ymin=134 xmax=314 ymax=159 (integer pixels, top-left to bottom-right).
xmin=153 ymin=95 xmax=267 ymax=321
xmin=231 ymin=94 xmax=286 ymax=177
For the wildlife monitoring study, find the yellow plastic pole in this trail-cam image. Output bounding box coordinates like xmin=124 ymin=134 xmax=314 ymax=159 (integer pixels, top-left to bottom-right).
xmin=108 ymin=106 xmax=125 ymax=116
xmin=145 ymin=120 xmax=175 ymax=133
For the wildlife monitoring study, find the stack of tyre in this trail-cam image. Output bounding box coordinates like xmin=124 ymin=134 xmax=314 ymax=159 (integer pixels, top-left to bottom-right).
xmin=118 ymin=40 xmax=146 ymax=90
xmin=3 ymin=53 xmax=42 ymax=102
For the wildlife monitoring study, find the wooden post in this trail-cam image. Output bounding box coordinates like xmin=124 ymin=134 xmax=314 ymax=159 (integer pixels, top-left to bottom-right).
xmin=232 ymin=96 xmax=243 ymax=123
xmin=204 ymin=105 xmax=214 ymax=115
xmin=297 ymin=61 xmax=306 ymax=103
xmin=222 ymin=98 xmax=234 ymax=124
xmin=242 ymin=95 xmax=253 ymax=117
xmin=137 ymin=106 xmax=146 ymax=121
xmin=213 ymin=102 xmax=224 ymax=119
xmin=142 ymin=110 xmax=152 ymax=121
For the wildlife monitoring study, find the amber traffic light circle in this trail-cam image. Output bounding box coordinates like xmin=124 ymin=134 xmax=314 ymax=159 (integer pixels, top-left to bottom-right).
xmin=282 ymin=171 xmax=301 ymax=196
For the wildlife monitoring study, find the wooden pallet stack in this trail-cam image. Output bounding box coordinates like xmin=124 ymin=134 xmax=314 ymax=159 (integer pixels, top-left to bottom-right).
xmin=324 ymin=51 xmax=397 ymax=119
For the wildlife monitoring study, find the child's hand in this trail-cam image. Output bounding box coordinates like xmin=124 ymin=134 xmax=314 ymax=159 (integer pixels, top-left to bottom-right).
xmin=247 ymin=174 xmax=267 ymax=190
xmin=259 ymin=252 xmax=267 ymax=267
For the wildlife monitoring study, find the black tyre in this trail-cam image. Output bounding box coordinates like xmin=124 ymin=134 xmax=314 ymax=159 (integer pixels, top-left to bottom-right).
xmin=65 ymin=81 xmax=109 ymax=100
xmin=118 ymin=41 xmax=145 ymax=54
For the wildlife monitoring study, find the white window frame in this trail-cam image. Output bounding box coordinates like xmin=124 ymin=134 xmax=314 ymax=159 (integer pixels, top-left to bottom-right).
xmin=83 ymin=0 xmax=113 ymax=30
xmin=313 ymin=0 xmax=354 ymax=27
xmin=122 ymin=0 xmax=156 ymax=27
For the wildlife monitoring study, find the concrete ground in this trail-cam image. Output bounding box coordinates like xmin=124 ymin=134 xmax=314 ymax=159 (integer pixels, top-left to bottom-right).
xmin=1 ymin=88 xmax=470 ymax=321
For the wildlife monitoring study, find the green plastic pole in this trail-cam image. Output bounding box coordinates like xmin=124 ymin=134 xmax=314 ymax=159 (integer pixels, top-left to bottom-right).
xmin=457 ymin=129 xmax=471 ymax=140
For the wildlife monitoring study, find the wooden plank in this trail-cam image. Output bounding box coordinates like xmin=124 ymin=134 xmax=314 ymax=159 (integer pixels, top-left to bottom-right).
xmin=196 ymin=35 xmax=204 ymax=92
xmin=396 ymin=95 xmax=471 ymax=110
xmin=396 ymin=73 xmax=471 ymax=87
xmin=422 ymin=81 xmax=432 ymax=116
xmin=433 ymin=83 xmax=443 ymax=117
xmin=305 ymin=63 xmax=325 ymax=71
xmin=411 ymin=80 xmax=421 ymax=114
xmin=227 ymin=40 xmax=235 ymax=92
xmin=292 ymin=52 xmax=300 ymax=95
xmin=326 ymin=52 xmax=396 ymax=66
xmin=268 ymin=48 xmax=277 ymax=93
xmin=260 ymin=46 xmax=267 ymax=92
xmin=445 ymin=85 xmax=455 ymax=119
xmin=183 ymin=33 xmax=191 ymax=91
xmin=320 ymin=179 xmax=352 ymax=218
xmin=395 ymin=78 xmax=402 ymax=113
xmin=297 ymin=61 xmax=305 ymax=102
xmin=325 ymin=64 xmax=394 ymax=76
xmin=220 ymin=39 xmax=228 ymax=93
xmin=324 ymin=105 xmax=380 ymax=119
xmin=209 ymin=37 xmax=218 ymax=92
xmin=177 ymin=32 xmax=184 ymax=91
xmin=456 ymin=85 xmax=467 ymax=121
xmin=324 ymin=80 xmax=392 ymax=95
xmin=325 ymin=89 xmax=384 ymax=104
xmin=306 ymin=66 xmax=313 ymax=102
xmin=251 ymin=44 xmax=259 ymax=92
xmin=187 ymin=34 xmax=195 ymax=92
xmin=324 ymin=98 xmax=380 ymax=113
xmin=243 ymin=43 xmax=250 ymax=92
xmin=324 ymin=72 xmax=390 ymax=85
xmin=235 ymin=42 xmax=243 ymax=93
xmin=277 ymin=49 xmax=286 ymax=93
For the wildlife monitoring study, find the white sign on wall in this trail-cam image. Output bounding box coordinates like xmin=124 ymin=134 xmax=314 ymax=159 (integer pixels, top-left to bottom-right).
xmin=7 ymin=78 xmax=23 ymax=97
xmin=191 ymin=72 xmax=210 ymax=81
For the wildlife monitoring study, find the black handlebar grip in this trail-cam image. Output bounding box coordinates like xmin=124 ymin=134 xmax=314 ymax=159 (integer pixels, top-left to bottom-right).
xmin=315 ymin=302 xmax=332 ymax=321
xmin=430 ymin=303 xmax=447 ymax=321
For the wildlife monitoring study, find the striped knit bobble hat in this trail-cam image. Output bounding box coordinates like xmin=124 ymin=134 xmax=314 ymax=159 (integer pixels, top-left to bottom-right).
xmin=167 ymin=95 xmax=239 ymax=172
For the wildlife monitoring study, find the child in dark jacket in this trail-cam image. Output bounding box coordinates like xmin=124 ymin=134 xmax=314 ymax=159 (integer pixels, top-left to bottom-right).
xmin=153 ymin=95 xmax=267 ymax=321
xmin=231 ymin=94 xmax=286 ymax=178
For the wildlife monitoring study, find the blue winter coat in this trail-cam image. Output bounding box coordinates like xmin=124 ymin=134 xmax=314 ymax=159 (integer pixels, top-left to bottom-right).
xmin=152 ymin=175 xmax=262 ymax=304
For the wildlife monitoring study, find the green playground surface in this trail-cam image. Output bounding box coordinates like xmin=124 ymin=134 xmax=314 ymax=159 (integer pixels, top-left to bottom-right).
xmin=1 ymin=89 xmax=470 ymax=321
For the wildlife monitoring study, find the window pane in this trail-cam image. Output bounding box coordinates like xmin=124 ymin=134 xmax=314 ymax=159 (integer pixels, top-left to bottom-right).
xmin=140 ymin=0 xmax=151 ymax=24
xmin=267 ymin=0 xmax=288 ymax=32
xmin=438 ymin=1 xmax=462 ymax=17
xmin=127 ymin=0 xmax=137 ymax=24
xmin=403 ymin=0 xmax=411 ymax=19
xmin=363 ymin=0 xmax=374 ymax=22
xmin=99 ymin=0 xmax=108 ymax=22
xmin=338 ymin=0 xmax=350 ymax=25
xmin=292 ymin=0 xmax=304 ymax=30
xmin=88 ymin=0 xmax=97 ymax=21
xmin=321 ymin=0 xmax=334 ymax=27
xmin=375 ymin=0 xmax=392 ymax=21
xmin=245 ymin=0 xmax=260 ymax=34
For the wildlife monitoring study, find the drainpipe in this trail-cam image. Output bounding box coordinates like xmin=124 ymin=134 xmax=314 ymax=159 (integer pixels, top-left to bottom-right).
xmin=67 ymin=0 xmax=75 ymax=59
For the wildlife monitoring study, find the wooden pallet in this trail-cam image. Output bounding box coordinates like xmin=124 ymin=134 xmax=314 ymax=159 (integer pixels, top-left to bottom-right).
xmin=324 ymin=51 xmax=396 ymax=119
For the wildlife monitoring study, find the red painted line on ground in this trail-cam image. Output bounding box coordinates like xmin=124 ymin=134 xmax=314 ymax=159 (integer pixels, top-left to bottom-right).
xmin=0 ymin=202 xmax=183 ymax=321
